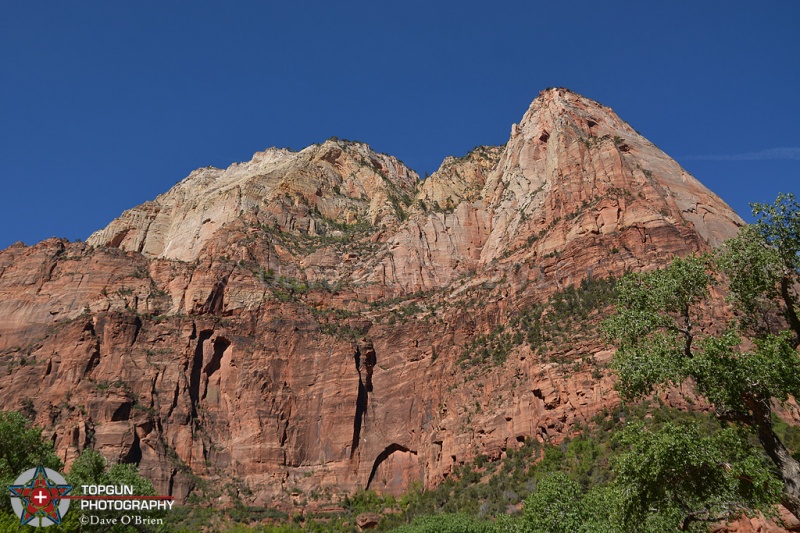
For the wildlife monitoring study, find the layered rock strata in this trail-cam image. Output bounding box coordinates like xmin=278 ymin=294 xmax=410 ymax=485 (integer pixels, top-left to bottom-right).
xmin=0 ymin=89 xmax=749 ymax=514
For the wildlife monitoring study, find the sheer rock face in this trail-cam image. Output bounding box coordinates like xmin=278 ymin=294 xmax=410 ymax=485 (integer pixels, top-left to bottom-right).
xmin=1 ymin=89 xmax=749 ymax=510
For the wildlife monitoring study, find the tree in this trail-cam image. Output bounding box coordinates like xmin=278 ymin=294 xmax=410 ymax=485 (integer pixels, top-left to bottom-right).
xmin=723 ymin=193 xmax=800 ymax=346
xmin=0 ymin=411 xmax=162 ymax=532
xmin=611 ymin=421 xmax=780 ymax=531
xmin=67 ymin=449 xmax=157 ymax=498
xmin=603 ymin=193 xmax=800 ymax=521
xmin=521 ymin=472 xmax=596 ymax=533
xmin=0 ymin=411 xmax=63 ymax=515
xmin=500 ymin=472 xmax=623 ymax=533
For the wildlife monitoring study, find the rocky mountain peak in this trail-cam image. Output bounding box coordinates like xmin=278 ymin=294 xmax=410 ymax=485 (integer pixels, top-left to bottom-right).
xmin=2 ymin=89 xmax=755 ymax=513
xmin=87 ymin=139 xmax=418 ymax=262
xmin=87 ymin=87 xmax=743 ymax=292
xmin=478 ymin=88 xmax=743 ymax=277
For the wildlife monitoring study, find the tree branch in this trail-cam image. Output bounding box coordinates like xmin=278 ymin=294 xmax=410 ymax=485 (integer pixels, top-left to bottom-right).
xmin=666 ymin=320 xmax=694 ymax=358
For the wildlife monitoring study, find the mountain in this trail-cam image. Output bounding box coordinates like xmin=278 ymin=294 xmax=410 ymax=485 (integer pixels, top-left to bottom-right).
xmin=0 ymin=88 xmax=745 ymax=510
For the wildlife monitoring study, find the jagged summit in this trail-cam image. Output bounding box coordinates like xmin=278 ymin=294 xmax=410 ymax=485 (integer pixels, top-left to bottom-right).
xmin=478 ymin=87 xmax=744 ymax=269
xmin=89 ymin=88 xmax=742 ymax=276
xmin=87 ymin=139 xmax=418 ymax=261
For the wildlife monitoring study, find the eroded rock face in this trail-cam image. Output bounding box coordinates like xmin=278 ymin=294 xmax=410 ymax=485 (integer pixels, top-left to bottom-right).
xmin=87 ymin=143 xmax=418 ymax=262
xmin=415 ymin=145 xmax=503 ymax=209
xmin=1 ymin=89 xmax=751 ymax=513
xmin=479 ymin=88 xmax=743 ymax=279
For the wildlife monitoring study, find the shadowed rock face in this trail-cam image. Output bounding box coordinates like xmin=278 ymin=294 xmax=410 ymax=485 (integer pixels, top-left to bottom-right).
xmin=1 ymin=89 xmax=747 ymax=511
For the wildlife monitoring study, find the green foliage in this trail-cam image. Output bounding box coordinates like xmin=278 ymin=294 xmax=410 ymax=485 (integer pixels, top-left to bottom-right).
xmin=375 ymin=403 xmax=775 ymax=532
xmin=603 ymin=251 xmax=800 ymax=411
xmin=603 ymin=255 xmax=712 ymax=400
xmin=692 ymin=329 xmax=800 ymax=413
xmin=343 ymin=489 xmax=396 ymax=515
xmin=613 ymin=422 xmax=781 ymax=532
xmin=226 ymin=505 xmax=289 ymax=525
xmin=720 ymin=193 xmax=800 ymax=346
xmin=0 ymin=414 xmax=162 ymax=532
xmin=522 ymin=473 xmax=587 ymax=533
xmin=751 ymin=192 xmax=800 ymax=273
xmin=163 ymin=500 xmax=295 ymax=532
xmin=717 ymin=225 xmax=784 ymax=334
xmin=516 ymin=474 xmax=625 ymax=533
xmin=460 ymin=330 xmax=514 ymax=367
xmin=519 ymin=275 xmax=617 ymax=357
xmin=67 ymin=449 xmax=156 ymax=497
xmin=0 ymin=411 xmax=63 ymax=514
xmin=435 ymin=409 xmax=781 ymax=533
xmin=389 ymin=513 xmax=495 ymax=533
xmin=603 ymin=193 xmax=800 ymax=524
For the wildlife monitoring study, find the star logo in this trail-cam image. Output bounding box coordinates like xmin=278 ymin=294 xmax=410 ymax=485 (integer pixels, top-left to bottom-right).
xmin=8 ymin=466 xmax=72 ymax=528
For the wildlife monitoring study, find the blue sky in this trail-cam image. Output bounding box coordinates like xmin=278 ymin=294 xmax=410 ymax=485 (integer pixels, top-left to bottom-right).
xmin=1 ymin=2 xmax=797 ymax=249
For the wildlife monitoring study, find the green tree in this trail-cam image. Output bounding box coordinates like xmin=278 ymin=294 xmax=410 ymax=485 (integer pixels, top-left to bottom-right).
xmin=503 ymin=472 xmax=623 ymax=533
xmin=612 ymin=421 xmax=781 ymax=531
xmin=0 ymin=412 xmax=163 ymax=532
xmin=721 ymin=193 xmax=800 ymax=345
xmin=0 ymin=411 xmax=63 ymax=515
xmin=522 ymin=473 xmax=589 ymax=533
xmin=67 ymin=449 xmax=157 ymax=497
xmin=603 ymin=193 xmax=800 ymax=521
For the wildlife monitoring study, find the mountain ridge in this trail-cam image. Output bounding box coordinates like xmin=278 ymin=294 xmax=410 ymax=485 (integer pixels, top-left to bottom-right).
xmin=88 ymin=89 xmax=743 ymax=266
xmin=0 ymin=88 xmax=750 ymax=515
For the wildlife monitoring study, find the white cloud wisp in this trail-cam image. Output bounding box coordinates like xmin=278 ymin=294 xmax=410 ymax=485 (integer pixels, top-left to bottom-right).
xmin=679 ymin=147 xmax=800 ymax=161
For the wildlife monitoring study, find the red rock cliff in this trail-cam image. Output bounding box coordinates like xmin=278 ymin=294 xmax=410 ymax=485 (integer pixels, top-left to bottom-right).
xmin=0 ymin=89 xmax=747 ymax=511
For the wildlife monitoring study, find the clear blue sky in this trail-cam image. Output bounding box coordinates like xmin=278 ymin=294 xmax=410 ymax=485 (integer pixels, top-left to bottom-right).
xmin=1 ymin=2 xmax=797 ymax=249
